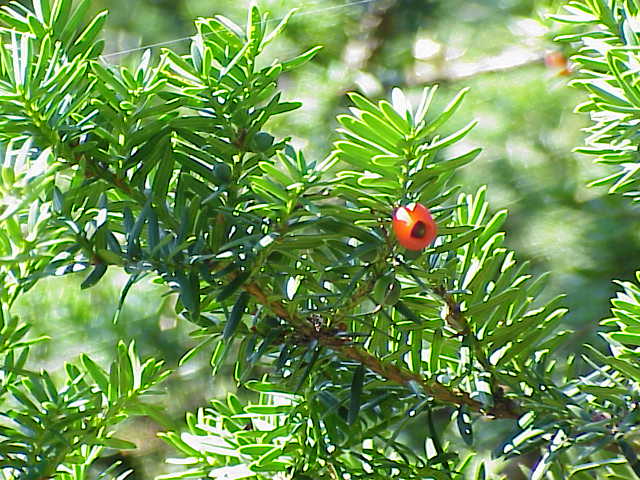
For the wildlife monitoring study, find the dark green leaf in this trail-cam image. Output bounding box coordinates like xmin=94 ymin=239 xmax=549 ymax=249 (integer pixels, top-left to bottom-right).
xmin=348 ymin=364 xmax=365 ymax=425
xmin=223 ymin=291 xmax=250 ymax=340
xmin=80 ymin=263 xmax=107 ymax=289
xmin=456 ymin=406 xmax=473 ymax=446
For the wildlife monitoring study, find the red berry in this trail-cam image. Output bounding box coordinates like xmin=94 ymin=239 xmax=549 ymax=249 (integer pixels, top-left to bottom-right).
xmin=544 ymin=51 xmax=572 ymax=76
xmin=392 ymin=202 xmax=437 ymax=251
xmin=544 ymin=51 xmax=566 ymax=69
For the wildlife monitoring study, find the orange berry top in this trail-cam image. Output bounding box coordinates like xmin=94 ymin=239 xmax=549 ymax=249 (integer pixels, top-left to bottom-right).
xmin=544 ymin=51 xmax=567 ymax=69
xmin=544 ymin=51 xmax=571 ymax=76
xmin=392 ymin=202 xmax=437 ymax=251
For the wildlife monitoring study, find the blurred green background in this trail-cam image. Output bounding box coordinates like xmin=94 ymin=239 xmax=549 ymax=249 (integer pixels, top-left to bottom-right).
xmin=10 ymin=0 xmax=640 ymax=477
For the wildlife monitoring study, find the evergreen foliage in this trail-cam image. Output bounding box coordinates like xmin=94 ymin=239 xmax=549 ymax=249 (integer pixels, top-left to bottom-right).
xmin=0 ymin=0 xmax=640 ymax=478
xmin=554 ymin=0 xmax=640 ymax=201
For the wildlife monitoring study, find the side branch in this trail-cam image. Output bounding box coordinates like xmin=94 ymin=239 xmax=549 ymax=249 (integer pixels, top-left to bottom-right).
xmin=243 ymin=281 xmax=520 ymax=419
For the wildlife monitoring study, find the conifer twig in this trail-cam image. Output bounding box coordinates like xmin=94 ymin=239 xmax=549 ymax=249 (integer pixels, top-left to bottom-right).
xmin=243 ymin=281 xmax=521 ymax=419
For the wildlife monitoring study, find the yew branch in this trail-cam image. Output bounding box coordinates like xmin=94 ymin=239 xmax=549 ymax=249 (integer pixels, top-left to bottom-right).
xmin=243 ymin=281 xmax=520 ymax=419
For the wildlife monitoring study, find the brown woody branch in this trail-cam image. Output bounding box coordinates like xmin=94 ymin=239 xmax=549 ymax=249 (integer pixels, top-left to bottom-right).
xmin=410 ymin=50 xmax=545 ymax=85
xmin=243 ymin=280 xmax=520 ymax=419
